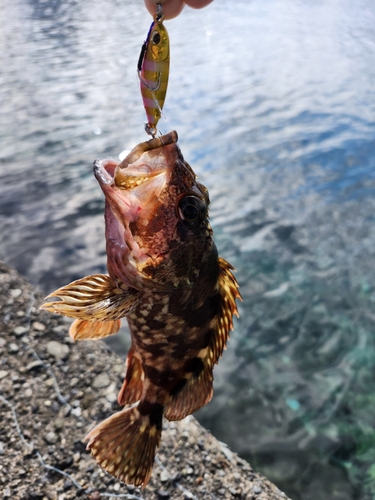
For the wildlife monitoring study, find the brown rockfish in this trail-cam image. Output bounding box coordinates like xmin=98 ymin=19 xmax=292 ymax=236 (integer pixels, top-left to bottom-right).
xmin=41 ymin=131 xmax=241 ymax=487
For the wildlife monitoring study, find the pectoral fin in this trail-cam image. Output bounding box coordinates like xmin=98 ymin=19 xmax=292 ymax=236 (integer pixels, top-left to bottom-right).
xmin=69 ymin=318 xmax=122 ymax=341
xmin=40 ymin=274 xmax=143 ymax=321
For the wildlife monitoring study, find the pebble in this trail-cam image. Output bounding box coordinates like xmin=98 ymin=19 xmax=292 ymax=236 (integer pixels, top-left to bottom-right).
xmin=157 ymin=490 xmax=170 ymax=499
xmin=53 ymin=325 xmax=67 ymax=333
xmin=51 ymin=401 xmax=59 ymax=412
xmin=8 ymin=343 xmax=19 ymax=353
xmin=46 ymin=341 xmax=70 ymax=360
xmin=253 ymin=485 xmax=263 ymax=495
xmin=113 ymin=363 xmax=124 ymax=373
xmin=24 ymin=388 xmax=33 ymax=398
xmin=26 ymin=360 xmax=44 ymax=371
xmin=105 ymin=391 xmax=117 ymax=403
xmin=89 ymin=493 xmax=101 ymax=500
xmin=33 ymin=322 xmax=46 ymax=331
xmin=70 ymin=377 xmax=79 ymax=387
xmin=160 ymin=469 xmax=170 ymax=482
xmin=14 ymin=326 xmax=28 ymax=336
xmin=71 ymin=407 xmax=82 ymax=417
xmin=92 ymin=373 xmax=110 ymax=388
xmin=219 ymin=442 xmax=235 ymax=464
xmin=54 ymin=419 xmax=64 ymax=430
xmin=0 ymin=370 xmax=8 ymax=380
xmin=10 ymin=289 xmax=22 ymax=298
xmin=0 ymin=337 xmax=6 ymax=348
xmin=63 ymin=479 xmax=73 ymax=491
xmin=44 ymin=431 xmax=58 ymax=444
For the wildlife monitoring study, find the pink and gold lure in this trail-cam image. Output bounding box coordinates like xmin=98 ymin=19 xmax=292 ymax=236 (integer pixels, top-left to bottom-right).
xmin=138 ymin=4 xmax=170 ymax=137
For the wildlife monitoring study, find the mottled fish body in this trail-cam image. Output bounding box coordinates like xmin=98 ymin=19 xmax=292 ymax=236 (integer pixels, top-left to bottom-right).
xmin=41 ymin=131 xmax=240 ymax=487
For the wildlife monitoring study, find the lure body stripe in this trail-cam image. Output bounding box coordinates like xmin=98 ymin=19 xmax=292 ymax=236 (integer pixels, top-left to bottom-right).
xmin=138 ymin=18 xmax=170 ymax=135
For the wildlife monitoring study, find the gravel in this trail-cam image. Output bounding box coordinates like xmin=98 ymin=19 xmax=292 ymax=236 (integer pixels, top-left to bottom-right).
xmin=0 ymin=260 xmax=291 ymax=500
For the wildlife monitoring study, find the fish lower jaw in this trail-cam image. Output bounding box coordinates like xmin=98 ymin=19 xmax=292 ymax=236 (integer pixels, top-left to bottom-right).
xmin=93 ymin=159 xmax=115 ymax=186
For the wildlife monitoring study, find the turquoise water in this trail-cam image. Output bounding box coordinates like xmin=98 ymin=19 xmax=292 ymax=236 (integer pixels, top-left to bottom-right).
xmin=1 ymin=0 xmax=375 ymax=498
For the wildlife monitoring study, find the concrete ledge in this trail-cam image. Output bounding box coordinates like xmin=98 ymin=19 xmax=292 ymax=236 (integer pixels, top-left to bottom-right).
xmin=0 ymin=261 xmax=291 ymax=500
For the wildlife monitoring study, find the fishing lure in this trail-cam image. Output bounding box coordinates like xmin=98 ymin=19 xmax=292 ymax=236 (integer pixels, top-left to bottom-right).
xmin=138 ymin=4 xmax=170 ymax=137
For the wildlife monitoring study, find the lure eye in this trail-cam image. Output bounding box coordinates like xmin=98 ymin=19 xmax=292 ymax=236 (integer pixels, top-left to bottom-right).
xmin=178 ymin=195 xmax=207 ymax=228
xmin=151 ymin=31 xmax=161 ymax=45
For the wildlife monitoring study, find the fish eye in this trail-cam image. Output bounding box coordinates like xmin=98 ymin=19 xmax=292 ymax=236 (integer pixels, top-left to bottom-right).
xmin=151 ymin=31 xmax=161 ymax=45
xmin=178 ymin=195 xmax=207 ymax=228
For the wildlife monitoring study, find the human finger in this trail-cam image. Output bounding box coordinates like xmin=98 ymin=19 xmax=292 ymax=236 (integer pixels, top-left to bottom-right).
xmin=184 ymin=0 xmax=213 ymax=8
xmin=143 ymin=0 xmax=185 ymax=20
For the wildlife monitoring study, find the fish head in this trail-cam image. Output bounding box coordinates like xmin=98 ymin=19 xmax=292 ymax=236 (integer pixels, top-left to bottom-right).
xmin=94 ymin=131 xmax=212 ymax=290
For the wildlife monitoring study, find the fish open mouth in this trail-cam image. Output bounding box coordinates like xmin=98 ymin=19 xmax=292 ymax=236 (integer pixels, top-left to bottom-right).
xmin=93 ymin=130 xmax=178 ymax=192
xmin=92 ymin=131 xmax=180 ymax=292
xmin=114 ymin=130 xmax=178 ymax=190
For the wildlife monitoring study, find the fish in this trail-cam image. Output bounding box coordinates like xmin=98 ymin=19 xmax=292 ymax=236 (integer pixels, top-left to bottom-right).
xmin=138 ymin=9 xmax=170 ymax=137
xmin=41 ymin=130 xmax=241 ymax=487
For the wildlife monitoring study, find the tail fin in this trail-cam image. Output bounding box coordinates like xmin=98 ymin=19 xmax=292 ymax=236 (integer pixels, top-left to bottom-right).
xmin=85 ymin=404 xmax=162 ymax=487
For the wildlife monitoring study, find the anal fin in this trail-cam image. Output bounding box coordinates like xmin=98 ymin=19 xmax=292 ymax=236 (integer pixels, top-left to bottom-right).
xmin=118 ymin=345 xmax=144 ymax=405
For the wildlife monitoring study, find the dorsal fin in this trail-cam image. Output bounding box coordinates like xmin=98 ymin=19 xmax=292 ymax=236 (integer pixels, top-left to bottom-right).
xmin=208 ymin=257 xmax=241 ymax=365
xmin=164 ymin=257 xmax=241 ymax=421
